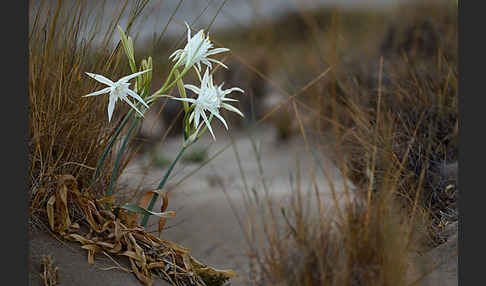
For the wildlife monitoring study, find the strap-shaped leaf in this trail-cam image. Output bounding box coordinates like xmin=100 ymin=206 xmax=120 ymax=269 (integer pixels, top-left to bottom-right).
xmin=121 ymin=204 xmax=175 ymax=218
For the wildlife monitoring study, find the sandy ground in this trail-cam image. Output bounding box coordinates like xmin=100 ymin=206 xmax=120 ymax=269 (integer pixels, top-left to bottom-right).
xmin=29 ymin=228 xmax=163 ymax=286
xmin=28 ymin=123 xmax=457 ymax=285
xmin=409 ymin=222 xmax=458 ymax=286
xmin=117 ymin=123 xmax=348 ymax=285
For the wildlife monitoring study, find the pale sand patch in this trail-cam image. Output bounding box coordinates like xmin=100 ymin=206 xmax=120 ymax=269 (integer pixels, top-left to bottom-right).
xmin=117 ymin=123 xmax=351 ymax=285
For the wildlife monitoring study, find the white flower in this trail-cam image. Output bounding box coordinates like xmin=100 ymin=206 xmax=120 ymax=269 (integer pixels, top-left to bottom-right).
xmin=172 ymin=68 xmax=244 ymax=140
xmin=84 ymin=70 xmax=151 ymax=122
xmin=169 ymin=22 xmax=229 ymax=73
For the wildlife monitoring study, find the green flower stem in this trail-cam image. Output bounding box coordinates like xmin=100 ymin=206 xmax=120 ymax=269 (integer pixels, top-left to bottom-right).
xmin=174 ymin=68 xmax=192 ymax=139
xmin=105 ymin=115 xmax=140 ymax=210
xmin=90 ymin=109 xmax=134 ymax=188
xmin=152 ymin=65 xmax=191 ymax=98
xmin=162 ymin=67 xmax=190 ymax=93
xmin=141 ymin=146 xmax=187 ymax=227
xmin=182 ymin=105 xmax=195 ymax=140
xmin=153 ymin=67 xmax=177 ymax=97
xmin=174 ymin=69 xmax=189 ymax=112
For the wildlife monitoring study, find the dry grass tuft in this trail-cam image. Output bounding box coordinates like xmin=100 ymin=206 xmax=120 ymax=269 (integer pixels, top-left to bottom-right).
xmin=45 ymin=174 xmax=236 ymax=286
xmin=236 ymin=2 xmax=457 ymax=285
xmin=245 ymin=150 xmax=420 ymax=285
xmin=328 ymin=3 xmax=458 ymax=246
xmin=29 ymin=0 xmax=145 ymax=227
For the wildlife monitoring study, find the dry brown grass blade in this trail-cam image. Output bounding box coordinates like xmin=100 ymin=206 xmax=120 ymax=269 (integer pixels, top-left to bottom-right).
xmin=97 ymin=196 xmax=115 ymax=205
xmin=147 ymin=262 xmax=165 ymax=269
xmin=55 ymin=176 xmax=72 ymax=234
xmin=82 ymin=244 xmax=104 ymax=265
xmin=40 ymin=255 xmax=59 ymax=286
xmin=190 ymin=256 xmax=238 ymax=278
xmin=31 ymin=187 xmax=47 ymax=216
xmin=158 ymin=191 xmax=169 ymax=234
xmin=121 ymin=250 xmax=143 ymax=261
xmin=47 ymin=196 xmax=56 ymax=231
xmin=130 ymin=257 xmax=154 ymax=286
xmin=66 ymin=234 xmax=92 ymax=244
xmin=100 ymin=265 xmax=134 ymax=273
xmin=137 ymin=189 xmax=170 ymax=235
xmin=118 ymin=209 xmax=140 ymax=229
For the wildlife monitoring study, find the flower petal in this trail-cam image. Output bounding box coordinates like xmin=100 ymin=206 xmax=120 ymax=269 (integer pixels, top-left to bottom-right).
xmin=212 ymin=111 xmax=228 ymax=130
xmin=193 ymin=108 xmax=201 ymax=128
xmin=126 ymin=89 xmax=149 ymax=108
xmin=207 ymin=58 xmax=228 ymax=69
xmin=119 ymin=94 xmax=145 ymax=117
xmin=224 ymin=87 xmax=244 ymax=94
xmin=119 ymin=69 xmax=151 ymax=83
xmin=185 ymin=21 xmax=191 ymax=42
xmin=183 ymin=84 xmax=201 ymax=95
xmin=222 ymin=103 xmax=244 ymax=117
xmin=204 ymin=47 xmax=230 ymax=56
xmin=171 ymin=97 xmax=196 ymax=104
xmin=220 ymin=97 xmax=239 ymax=102
xmin=169 ymin=49 xmax=182 ymax=59
xmin=83 ymin=87 xmax=112 ymax=97
xmin=174 ymin=56 xmax=185 ymax=68
xmin=201 ymin=68 xmax=211 ymax=85
xmin=201 ymin=110 xmax=215 ymax=140
xmin=107 ymin=94 xmax=116 ymax=122
xmin=86 ymin=72 xmax=114 ymax=86
xmin=201 ymin=59 xmax=212 ymax=70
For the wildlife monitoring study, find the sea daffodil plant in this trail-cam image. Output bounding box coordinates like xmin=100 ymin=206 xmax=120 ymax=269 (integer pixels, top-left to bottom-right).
xmin=85 ymin=23 xmax=244 ymax=228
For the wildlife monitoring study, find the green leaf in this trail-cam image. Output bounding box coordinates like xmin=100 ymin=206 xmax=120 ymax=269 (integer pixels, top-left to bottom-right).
xmin=117 ymin=25 xmax=130 ymax=55
xmin=121 ymin=204 xmax=176 ymax=218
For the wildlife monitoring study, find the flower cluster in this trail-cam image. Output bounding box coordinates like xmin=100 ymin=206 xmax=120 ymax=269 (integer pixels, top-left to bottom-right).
xmin=83 ymin=24 xmax=245 ymax=228
xmin=84 ymin=22 xmax=244 ymax=142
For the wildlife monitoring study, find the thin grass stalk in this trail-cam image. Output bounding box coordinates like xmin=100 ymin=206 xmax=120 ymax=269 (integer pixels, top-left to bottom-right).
xmin=406 ymin=164 xmax=427 ymax=248
xmin=364 ymin=56 xmax=384 ymax=239
xmin=205 ymin=0 xmax=230 ymax=33
xmin=229 ymin=134 xmax=251 ymax=206
xmin=291 ymin=99 xmax=324 ymax=223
